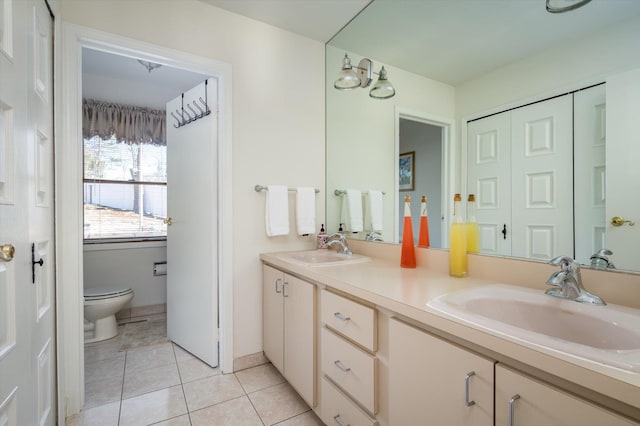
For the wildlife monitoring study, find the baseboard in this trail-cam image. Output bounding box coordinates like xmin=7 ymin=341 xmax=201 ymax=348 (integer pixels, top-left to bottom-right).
xmin=233 ymin=351 xmax=269 ymax=372
xmin=116 ymin=303 xmax=166 ymax=324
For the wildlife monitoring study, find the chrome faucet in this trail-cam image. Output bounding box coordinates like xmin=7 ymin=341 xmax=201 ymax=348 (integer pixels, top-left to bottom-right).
xmin=545 ymin=256 xmax=605 ymax=305
xmin=326 ymin=233 xmax=352 ymax=255
xmin=590 ymin=249 xmax=615 ymax=270
xmin=365 ymin=231 xmax=384 ymax=242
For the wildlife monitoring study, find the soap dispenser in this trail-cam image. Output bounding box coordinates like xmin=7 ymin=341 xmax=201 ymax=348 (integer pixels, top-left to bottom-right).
xmin=449 ymin=193 xmax=467 ymax=277
xmin=317 ymin=224 xmax=327 ymax=249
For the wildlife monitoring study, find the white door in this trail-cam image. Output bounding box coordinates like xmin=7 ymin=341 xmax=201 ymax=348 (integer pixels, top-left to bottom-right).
xmin=166 ymin=80 xmax=219 ymax=367
xmin=574 ymin=84 xmax=606 ymax=265
xmin=511 ymin=95 xmax=573 ymax=260
xmin=467 ymin=112 xmax=511 ymax=256
xmin=0 ymin=0 xmax=55 ymax=424
xmin=606 ymin=68 xmax=640 ymax=271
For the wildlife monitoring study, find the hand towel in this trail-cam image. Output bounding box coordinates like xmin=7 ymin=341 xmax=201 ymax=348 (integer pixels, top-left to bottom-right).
xmin=340 ymin=189 xmax=363 ymax=232
xmin=365 ymin=190 xmax=384 ymax=231
xmin=296 ymin=187 xmax=316 ymax=236
xmin=265 ymin=185 xmax=289 ymax=236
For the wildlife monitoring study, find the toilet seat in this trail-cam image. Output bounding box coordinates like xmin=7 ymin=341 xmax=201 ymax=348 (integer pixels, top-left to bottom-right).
xmin=84 ymin=287 xmax=133 ymax=301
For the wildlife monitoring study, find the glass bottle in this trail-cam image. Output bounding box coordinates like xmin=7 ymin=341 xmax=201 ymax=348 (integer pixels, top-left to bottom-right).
xmin=466 ymin=194 xmax=479 ymax=253
xmin=449 ymin=193 xmax=467 ymax=277
xmin=401 ymin=196 xmax=417 ymax=268
xmin=418 ymin=196 xmax=430 ymax=247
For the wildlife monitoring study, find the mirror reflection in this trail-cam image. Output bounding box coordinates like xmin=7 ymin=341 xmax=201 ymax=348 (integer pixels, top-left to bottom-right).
xmin=326 ymin=0 xmax=640 ymax=272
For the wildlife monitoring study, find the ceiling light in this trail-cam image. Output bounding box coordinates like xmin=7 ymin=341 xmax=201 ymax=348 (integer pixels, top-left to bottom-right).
xmin=546 ymin=0 xmax=592 ymax=13
xmin=334 ymin=53 xmax=395 ymax=99
xmin=137 ymin=59 xmax=162 ymax=73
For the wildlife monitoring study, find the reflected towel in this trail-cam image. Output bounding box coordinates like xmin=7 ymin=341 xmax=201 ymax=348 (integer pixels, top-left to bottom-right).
xmin=265 ymin=185 xmax=289 ymax=236
xmin=340 ymin=189 xmax=363 ymax=232
xmin=365 ymin=190 xmax=384 ymax=231
xmin=296 ymin=187 xmax=316 ymax=236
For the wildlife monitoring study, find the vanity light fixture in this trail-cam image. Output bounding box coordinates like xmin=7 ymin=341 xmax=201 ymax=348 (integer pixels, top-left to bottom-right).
xmin=546 ymin=0 xmax=592 ymax=13
xmin=137 ymin=59 xmax=163 ymax=73
xmin=334 ymin=53 xmax=396 ymax=99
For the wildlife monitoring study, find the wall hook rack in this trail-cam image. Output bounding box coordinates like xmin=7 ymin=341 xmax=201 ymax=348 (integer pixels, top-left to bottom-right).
xmin=172 ymin=79 xmax=212 ymax=128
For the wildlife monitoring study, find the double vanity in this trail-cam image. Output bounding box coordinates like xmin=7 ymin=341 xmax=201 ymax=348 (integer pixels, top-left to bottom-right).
xmin=261 ymin=242 xmax=640 ymax=425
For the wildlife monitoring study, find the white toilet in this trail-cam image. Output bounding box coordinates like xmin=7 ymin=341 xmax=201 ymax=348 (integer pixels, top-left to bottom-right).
xmin=84 ymin=287 xmax=134 ymax=343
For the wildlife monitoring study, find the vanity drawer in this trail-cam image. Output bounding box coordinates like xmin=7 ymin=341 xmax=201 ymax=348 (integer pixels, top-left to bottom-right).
xmin=321 ymin=376 xmax=377 ymax=426
xmin=321 ymin=327 xmax=377 ymax=414
xmin=321 ymin=290 xmax=376 ymax=351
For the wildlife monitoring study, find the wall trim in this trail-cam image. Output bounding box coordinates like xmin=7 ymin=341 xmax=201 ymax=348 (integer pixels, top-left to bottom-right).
xmin=56 ymin=23 xmax=234 ymax=420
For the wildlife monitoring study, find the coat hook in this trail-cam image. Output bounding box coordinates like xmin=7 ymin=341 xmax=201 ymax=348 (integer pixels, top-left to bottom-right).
xmin=187 ymin=103 xmax=200 ymax=119
xmin=183 ymin=108 xmax=194 ymax=122
xmin=198 ymin=97 xmax=210 ymax=113
xmin=193 ymin=100 xmax=205 ymax=115
xmin=170 ymin=111 xmax=182 ymax=128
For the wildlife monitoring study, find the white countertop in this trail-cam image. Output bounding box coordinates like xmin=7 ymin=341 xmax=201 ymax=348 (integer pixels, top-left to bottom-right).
xmin=260 ymin=248 xmax=640 ymax=416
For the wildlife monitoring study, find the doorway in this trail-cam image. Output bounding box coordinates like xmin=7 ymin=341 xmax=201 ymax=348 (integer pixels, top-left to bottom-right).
xmin=57 ymin=25 xmax=233 ymax=419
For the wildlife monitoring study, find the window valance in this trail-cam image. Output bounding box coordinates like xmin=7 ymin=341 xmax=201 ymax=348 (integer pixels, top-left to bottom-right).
xmin=82 ymin=99 xmax=166 ymax=145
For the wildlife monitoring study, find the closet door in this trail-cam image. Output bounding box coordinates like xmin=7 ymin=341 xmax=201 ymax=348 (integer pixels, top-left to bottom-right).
xmin=467 ymin=113 xmax=512 ymax=256
xmin=574 ymin=85 xmax=606 ymax=265
xmin=510 ymin=95 xmax=573 ymax=260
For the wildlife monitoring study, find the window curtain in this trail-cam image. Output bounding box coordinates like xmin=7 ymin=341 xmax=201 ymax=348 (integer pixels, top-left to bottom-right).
xmin=82 ymin=99 xmax=166 ymax=145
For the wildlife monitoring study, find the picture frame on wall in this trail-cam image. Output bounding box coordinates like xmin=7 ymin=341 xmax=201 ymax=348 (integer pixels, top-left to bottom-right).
xmin=399 ymin=151 xmax=415 ymax=191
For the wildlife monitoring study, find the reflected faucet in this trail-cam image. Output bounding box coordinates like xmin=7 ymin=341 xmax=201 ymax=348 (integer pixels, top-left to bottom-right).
xmin=546 ymin=256 xmax=605 ymax=305
xmin=365 ymin=231 xmax=384 ymax=242
xmin=590 ymin=249 xmax=615 ymax=270
xmin=326 ymin=233 xmax=352 ymax=255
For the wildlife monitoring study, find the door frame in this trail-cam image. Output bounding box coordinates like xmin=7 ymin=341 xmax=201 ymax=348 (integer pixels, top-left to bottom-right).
xmin=55 ymin=23 xmax=234 ymax=419
xmin=394 ymin=107 xmax=454 ymax=247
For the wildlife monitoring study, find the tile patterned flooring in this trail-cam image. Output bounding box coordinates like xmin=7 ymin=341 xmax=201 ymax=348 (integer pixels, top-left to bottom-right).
xmin=68 ymin=321 xmax=323 ymax=425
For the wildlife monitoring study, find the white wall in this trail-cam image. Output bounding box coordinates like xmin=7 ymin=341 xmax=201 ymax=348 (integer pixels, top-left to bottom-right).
xmin=61 ymin=0 xmax=325 ymax=360
xmin=83 ymin=243 xmax=167 ymax=308
xmin=326 ymin=45 xmax=455 ymax=242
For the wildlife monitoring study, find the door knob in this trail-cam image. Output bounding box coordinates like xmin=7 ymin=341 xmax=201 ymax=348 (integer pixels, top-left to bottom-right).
xmin=164 ymin=217 xmax=173 ymax=226
xmin=611 ymin=216 xmax=635 ymax=227
xmin=0 ymin=244 xmax=15 ymax=262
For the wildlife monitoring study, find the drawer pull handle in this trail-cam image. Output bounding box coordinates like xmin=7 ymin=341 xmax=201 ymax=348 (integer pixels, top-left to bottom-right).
xmin=334 ymin=312 xmax=351 ymax=321
xmin=283 ymin=281 xmax=289 ymax=297
xmin=509 ymin=394 xmax=521 ymax=426
xmin=334 ymin=360 xmax=351 ymax=372
xmin=333 ymin=414 xmax=350 ymax=426
xmin=275 ymin=278 xmax=282 ymax=293
xmin=464 ymin=371 xmax=476 ymax=407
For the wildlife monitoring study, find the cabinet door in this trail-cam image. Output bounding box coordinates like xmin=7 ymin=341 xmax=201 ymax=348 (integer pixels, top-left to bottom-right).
xmin=389 ymin=318 xmax=493 ymax=426
xmin=496 ymin=364 xmax=638 ymax=426
xmin=263 ymin=265 xmax=284 ymax=373
xmin=283 ymin=274 xmax=316 ymax=406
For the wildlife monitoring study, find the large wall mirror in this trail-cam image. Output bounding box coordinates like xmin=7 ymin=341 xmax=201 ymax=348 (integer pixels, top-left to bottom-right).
xmin=326 ymin=0 xmax=640 ymax=272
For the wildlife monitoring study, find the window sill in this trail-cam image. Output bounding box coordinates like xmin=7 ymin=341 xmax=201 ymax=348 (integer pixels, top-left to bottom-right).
xmin=83 ymin=239 xmax=167 ymax=252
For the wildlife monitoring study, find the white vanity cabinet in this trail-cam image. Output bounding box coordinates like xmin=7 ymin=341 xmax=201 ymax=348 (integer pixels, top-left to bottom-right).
xmin=388 ymin=317 xmax=494 ymax=426
xmin=495 ymin=364 xmax=638 ymax=426
xmin=262 ymin=265 xmax=316 ymax=407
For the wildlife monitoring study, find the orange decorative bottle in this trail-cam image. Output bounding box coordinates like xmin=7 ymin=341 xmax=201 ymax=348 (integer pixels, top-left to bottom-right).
xmin=418 ymin=195 xmax=431 ymax=247
xmin=401 ymin=195 xmax=417 ymax=268
xmin=449 ymin=193 xmax=467 ymax=277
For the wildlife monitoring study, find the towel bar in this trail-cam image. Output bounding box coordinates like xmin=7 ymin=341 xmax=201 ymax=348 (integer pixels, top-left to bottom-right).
xmin=255 ymin=185 xmax=320 ymax=194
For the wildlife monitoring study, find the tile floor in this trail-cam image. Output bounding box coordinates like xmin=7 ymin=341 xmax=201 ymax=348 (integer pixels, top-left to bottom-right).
xmin=68 ymin=319 xmax=323 ymax=426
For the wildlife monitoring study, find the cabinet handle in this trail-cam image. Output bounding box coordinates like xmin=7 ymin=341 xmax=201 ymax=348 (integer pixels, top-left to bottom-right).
xmin=334 ymin=360 xmax=351 ymax=372
xmin=333 ymin=414 xmax=350 ymax=426
xmin=275 ymin=278 xmax=282 ymax=293
xmin=509 ymin=394 xmax=521 ymax=426
xmin=464 ymin=371 xmax=476 ymax=407
xmin=283 ymin=281 xmax=289 ymax=297
xmin=334 ymin=312 xmax=350 ymax=321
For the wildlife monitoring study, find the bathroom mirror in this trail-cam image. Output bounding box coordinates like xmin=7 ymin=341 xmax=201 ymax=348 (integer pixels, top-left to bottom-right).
xmin=326 ymin=0 xmax=640 ymax=272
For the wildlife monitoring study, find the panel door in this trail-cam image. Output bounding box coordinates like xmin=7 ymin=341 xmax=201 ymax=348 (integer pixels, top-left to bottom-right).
xmin=606 ymin=68 xmax=640 ymax=271
xmin=467 ymin=112 xmax=512 ymax=256
xmin=283 ymin=274 xmax=315 ymax=407
xmin=262 ymin=265 xmax=284 ymax=373
xmin=389 ymin=318 xmax=493 ymax=426
xmin=574 ymin=84 xmax=606 ymax=265
xmin=495 ymin=364 xmax=637 ymax=426
xmin=511 ymin=95 xmax=573 ymax=260
xmin=166 ymin=79 xmax=219 ymax=367
xmin=0 ymin=0 xmax=55 ymax=424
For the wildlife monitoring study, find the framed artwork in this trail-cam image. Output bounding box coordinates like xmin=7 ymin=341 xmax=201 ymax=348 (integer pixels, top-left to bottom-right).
xmin=399 ymin=151 xmax=415 ymax=191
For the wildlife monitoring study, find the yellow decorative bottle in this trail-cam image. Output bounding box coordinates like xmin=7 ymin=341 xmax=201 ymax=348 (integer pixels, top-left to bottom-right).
xmin=466 ymin=194 xmax=479 ymax=253
xmin=449 ymin=193 xmax=467 ymax=277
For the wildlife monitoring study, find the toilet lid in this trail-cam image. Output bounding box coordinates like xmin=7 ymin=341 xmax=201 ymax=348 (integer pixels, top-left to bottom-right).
xmin=84 ymin=287 xmax=133 ymax=301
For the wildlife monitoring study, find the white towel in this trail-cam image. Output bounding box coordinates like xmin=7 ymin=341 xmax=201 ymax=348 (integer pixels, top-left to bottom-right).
xmin=340 ymin=189 xmax=363 ymax=232
xmin=365 ymin=190 xmax=384 ymax=232
xmin=296 ymin=187 xmax=316 ymax=236
xmin=265 ymin=185 xmax=289 ymax=236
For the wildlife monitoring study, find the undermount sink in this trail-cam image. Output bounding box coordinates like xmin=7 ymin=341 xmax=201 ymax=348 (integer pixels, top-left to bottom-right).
xmin=277 ymin=250 xmax=371 ymax=267
xmin=427 ymin=284 xmax=640 ymax=371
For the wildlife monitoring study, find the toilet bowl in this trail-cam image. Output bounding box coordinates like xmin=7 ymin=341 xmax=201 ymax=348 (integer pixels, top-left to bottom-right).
xmin=84 ymin=287 xmax=134 ymax=343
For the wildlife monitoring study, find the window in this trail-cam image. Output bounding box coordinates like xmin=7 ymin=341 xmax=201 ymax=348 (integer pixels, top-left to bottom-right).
xmin=83 ymin=135 xmax=167 ymax=241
